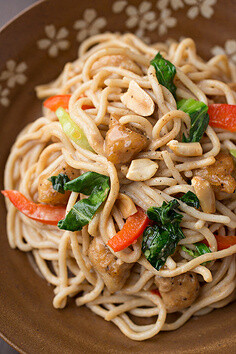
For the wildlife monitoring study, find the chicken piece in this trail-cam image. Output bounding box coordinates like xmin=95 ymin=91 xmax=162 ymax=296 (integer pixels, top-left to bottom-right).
xmin=229 ymin=83 xmax=236 ymax=92
xmin=105 ymin=115 xmax=148 ymax=164
xmin=155 ymin=272 xmax=200 ymax=313
xmin=88 ymin=237 xmax=133 ymax=293
xmin=38 ymin=162 xmax=80 ymax=205
xmin=91 ymin=55 xmax=142 ymax=76
xmin=194 ymin=152 xmax=236 ymax=194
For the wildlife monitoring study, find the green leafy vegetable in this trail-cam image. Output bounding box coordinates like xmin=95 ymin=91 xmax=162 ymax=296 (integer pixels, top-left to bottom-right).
xmin=142 ymin=224 xmax=184 ymax=271
xmin=230 ymin=149 xmax=236 ymax=159
xmin=180 ymin=191 xmax=200 ymax=208
xmin=48 ymin=173 xmax=70 ymax=194
xmin=177 ymin=98 xmax=209 ymax=142
xmin=142 ymin=200 xmax=184 ymax=270
xmin=181 ymin=242 xmax=211 ymax=265
xmin=58 ymin=172 xmax=110 ymax=231
xmin=147 ymin=200 xmax=182 ymax=225
xmin=64 ymin=172 xmax=108 ymax=195
xmin=181 ymin=246 xmax=196 ymax=258
xmin=142 ymin=192 xmax=201 ymax=271
xmin=150 ymin=52 xmax=177 ymax=98
xmin=195 ymin=242 xmax=211 ymax=256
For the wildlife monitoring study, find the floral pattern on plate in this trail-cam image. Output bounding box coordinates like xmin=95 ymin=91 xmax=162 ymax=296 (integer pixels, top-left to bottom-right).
xmin=0 ymin=60 xmax=27 ymax=88
xmin=74 ymin=9 xmax=107 ymax=42
xmin=0 ymin=85 xmax=10 ymax=107
xmin=184 ymin=0 xmax=217 ymax=19
xmin=0 ymin=0 xmax=232 ymax=109
xmin=157 ymin=0 xmax=217 ymax=18
xmin=111 ymin=0 xmax=218 ymax=43
xmin=0 ymin=60 xmax=28 ymax=108
xmin=37 ymin=25 xmax=70 ymax=57
xmin=211 ymin=39 xmax=236 ymax=64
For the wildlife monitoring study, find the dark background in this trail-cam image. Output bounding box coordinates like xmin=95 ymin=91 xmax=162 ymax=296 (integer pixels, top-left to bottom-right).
xmin=0 ymin=1 xmax=38 ymax=353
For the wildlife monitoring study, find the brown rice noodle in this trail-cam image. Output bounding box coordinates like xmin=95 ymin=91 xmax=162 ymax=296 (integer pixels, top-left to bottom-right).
xmin=4 ymin=33 xmax=236 ymax=341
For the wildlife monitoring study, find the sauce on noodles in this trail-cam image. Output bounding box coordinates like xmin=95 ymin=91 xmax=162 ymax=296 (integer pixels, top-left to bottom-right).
xmin=3 ymin=33 xmax=236 ymax=341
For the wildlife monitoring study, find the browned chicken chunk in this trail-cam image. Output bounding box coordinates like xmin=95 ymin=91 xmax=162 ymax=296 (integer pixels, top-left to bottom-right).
xmin=194 ymin=152 xmax=236 ymax=194
xmin=155 ymin=272 xmax=200 ymax=313
xmin=88 ymin=237 xmax=133 ymax=293
xmin=229 ymin=83 xmax=236 ymax=91
xmin=105 ymin=115 xmax=148 ymax=164
xmin=38 ymin=162 xmax=80 ymax=205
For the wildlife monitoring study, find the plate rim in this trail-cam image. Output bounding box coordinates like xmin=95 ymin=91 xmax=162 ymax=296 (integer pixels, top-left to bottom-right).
xmin=0 ymin=1 xmax=235 ymax=353
xmin=0 ymin=1 xmax=45 ymax=352
xmin=0 ymin=0 xmax=45 ymax=35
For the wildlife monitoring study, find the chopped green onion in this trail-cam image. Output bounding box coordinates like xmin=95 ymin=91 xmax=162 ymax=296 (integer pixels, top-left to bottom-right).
xmin=56 ymin=107 xmax=93 ymax=151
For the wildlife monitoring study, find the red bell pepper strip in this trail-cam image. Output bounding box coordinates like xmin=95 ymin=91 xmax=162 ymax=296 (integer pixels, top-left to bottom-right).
xmin=203 ymin=235 xmax=236 ymax=251
xmin=107 ymin=207 xmax=150 ymax=252
xmin=151 ymin=289 xmax=161 ymax=296
xmin=44 ymin=95 xmax=71 ymax=112
xmin=208 ymin=104 xmax=236 ymax=132
xmin=43 ymin=95 xmax=93 ymax=112
xmin=81 ymin=104 xmax=94 ymax=110
xmin=2 ymin=190 xmax=66 ymax=225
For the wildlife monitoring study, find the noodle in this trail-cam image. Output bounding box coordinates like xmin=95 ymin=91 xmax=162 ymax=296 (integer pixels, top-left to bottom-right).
xmin=3 ymin=33 xmax=236 ymax=341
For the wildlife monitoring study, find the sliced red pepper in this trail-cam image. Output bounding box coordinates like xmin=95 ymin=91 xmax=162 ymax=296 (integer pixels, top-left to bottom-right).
xmin=202 ymin=235 xmax=236 ymax=250
xmin=43 ymin=94 xmax=93 ymax=112
xmin=44 ymin=95 xmax=71 ymax=112
xmin=208 ymin=104 xmax=236 ymax=132
xmin=81 ymin=104 xmax=94 ymax=110
xmin=107 ymin=207 xmax=150 ymax=252
xmin=2 ymin=190 xmax=65 ymax=225
xmin=151 ymin=289 xmax=161 ymax=296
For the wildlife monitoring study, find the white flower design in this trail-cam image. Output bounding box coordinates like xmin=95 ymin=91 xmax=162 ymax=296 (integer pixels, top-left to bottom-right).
xmin=211 ymin=40 xmax=236 ymax=64
xmin=0 ymin=60 xmax=27 ymax=88
xmin=157 ymin=0 xmax=184 ymax=11
xmin=125 ymin=1 xmax=157 ymax=31
xmin=112 ymin=0 xmax=128 ymax=13
xmin=185 ymin=0 xmax=217 ymax=19
xmin=74 ymin=9 xmax=107 ymax=42
xmin=158 ymin=9 xmax=177 ymax=35
xmin=135 ymin=29 xmax=152 ymax=44
xmin=37 ymin=25 xmax=70 ymax=58
xmin=0 ymin=85 xmax=10 ymax=107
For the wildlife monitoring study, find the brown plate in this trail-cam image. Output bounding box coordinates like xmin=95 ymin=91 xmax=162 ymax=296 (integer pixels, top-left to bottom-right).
xmin=0 ymin=0 xmax=236 ymax=352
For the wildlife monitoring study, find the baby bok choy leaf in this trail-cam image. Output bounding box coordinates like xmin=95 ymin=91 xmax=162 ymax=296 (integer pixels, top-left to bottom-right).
xmin=181 ymin=242 xmax=211 ymax=266
xmin=57 ymin=172 xmax=110 ymax=231
xmin=179 ymin=191 xmax=200 ymax=209
xmin=142 ymin=200 xmax=184 ymax=270
xmin=147 ymin=199 xmax=182 ymax=225
xmin=150 ymin=52 xmax=177 ymax=98
xmin=48 ymin=173 xmax=70 ymax=194
xmin=177 ymin=98 xmax=209 ymax=143
xmin=141 ymin=192 xmax=200 ymax=271
xmin=142 ymin=223 xmax=184 ymax=271
xmin=64 ymin=172 xmax=109 ymax=195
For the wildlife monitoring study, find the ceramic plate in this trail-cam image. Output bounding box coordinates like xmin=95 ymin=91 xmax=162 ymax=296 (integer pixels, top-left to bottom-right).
xmin=0 ymin=0 xmax=235 ymax=352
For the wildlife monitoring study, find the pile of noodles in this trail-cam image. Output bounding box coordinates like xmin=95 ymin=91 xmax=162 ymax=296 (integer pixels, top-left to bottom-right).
xmin=4 ymin=33 xmax=236 ymax=341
